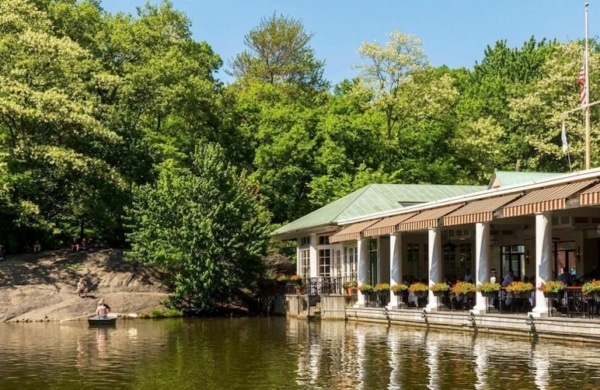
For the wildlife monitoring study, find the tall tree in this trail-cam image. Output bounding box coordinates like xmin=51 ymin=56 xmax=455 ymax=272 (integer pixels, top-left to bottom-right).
xmin=355 ymin=30 xmax=428 ymax=139
xmin=227 ymin=13 xmax=327 ymax=91
xmin=0 ymin=0 xmax=127 ymax=244
xmin=126 ymin=144 xmax=270 ymax=312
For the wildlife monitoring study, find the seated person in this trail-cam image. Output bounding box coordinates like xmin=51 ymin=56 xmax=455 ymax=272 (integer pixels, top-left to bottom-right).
xmin=76 ymin=277 xmax=88 ymax=297
xmin=96 ymin=299 xmax=110 ymax=319
xmin=33 ymin=240 xmax=41 ymax=253
xmin=71 ymin=237 xmax=79 ymax=253
xmin=80 ymin=237 xmax=87 ymax=251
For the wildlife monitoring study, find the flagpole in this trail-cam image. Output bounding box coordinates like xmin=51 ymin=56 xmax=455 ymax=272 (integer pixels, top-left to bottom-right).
xmin=585 ymin=2 xmax=591 ymax=170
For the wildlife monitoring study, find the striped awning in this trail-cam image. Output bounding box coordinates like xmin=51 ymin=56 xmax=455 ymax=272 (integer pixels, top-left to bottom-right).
xmin=580 ymin=182 xmax=600 ymax=206
xmin=443 ymin=193 xmax=522 ymax=226
xmin=329 ymin=219 xmax=380 ymax=243
xmin=399 ymin=203 xmax=464 ymax=232
xmin=363 ymin=212 xmax=417 ymax=237
xmin=502 ymin=180 xmax=596 ymax=218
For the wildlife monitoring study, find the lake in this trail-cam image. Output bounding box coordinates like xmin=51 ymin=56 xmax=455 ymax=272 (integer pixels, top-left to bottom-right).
xmin=2 ymin=317 xmax=600 ymax=389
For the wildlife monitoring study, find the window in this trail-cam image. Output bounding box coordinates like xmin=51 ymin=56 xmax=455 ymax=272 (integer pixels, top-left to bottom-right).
xmin=344 ymin=246 xmax=357 ymax=278
xmin=318 ymin=236 xmax=330 ymax=245
xmin=319 ymin=249 xmax=331 ymax=276
xmin=299 ymin=249 xmax=309 ymax=280
xmin=407 ymin=244 xmax=419 ymax=262
xmin=501 ymin=245 xmax=525 ymax=280
xmin=299 ymin=237 xmax=310 ymax=247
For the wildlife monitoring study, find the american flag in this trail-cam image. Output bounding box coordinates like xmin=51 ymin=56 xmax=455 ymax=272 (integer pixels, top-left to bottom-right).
xmin=579 ymin=64 xmax=586 ymax=106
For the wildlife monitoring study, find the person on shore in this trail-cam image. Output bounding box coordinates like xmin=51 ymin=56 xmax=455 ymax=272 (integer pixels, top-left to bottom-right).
xmin=33 ymin=240 xmax=41 ymax=253
xmin=71 ymin=237 xmax=79 ymax=253
xmin=96 ymin=299 xmax=110 ymax=319
xmin=76 ymin=277 xmax=88 ymax=297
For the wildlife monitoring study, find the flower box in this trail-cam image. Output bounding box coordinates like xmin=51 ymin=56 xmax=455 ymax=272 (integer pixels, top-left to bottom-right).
xmin=451 ymin=281 xmax=476 ymax=296
xmin=477 ymin=282 xmax=500 ymax=296
xmin=538 ymin=280 xmax=566 ymax=295
xmin=373 ymin=283 xmax=390 ymax=293
xmin=408 ymin=282 xmax=429 ymax=297
xmin=391 ymin=283 xmax=408 ymax=294
xmin=581 ymin=279 xmax=600 ymax=296
xmin=504 ymin=281 xmax=534 ymax=295
xmin=430 ymin=282 xmax=450 ymax=296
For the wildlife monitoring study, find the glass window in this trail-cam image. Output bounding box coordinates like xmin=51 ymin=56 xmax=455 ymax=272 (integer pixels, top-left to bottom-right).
xmin=344 ymin=246 xmax=357 ymax=278
xmin=319 ymin=249 xmax=331 ymax=277
xmin=299 ymin=249 xmax=309 ymax=280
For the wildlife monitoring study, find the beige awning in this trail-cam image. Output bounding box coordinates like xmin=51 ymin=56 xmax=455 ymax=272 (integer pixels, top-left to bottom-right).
xmin=502 ymin=180 xmax=596 ymax=218
xmin=363 ymin=213 xmax=417 ymax=237
xmin=580 ymin=182 xmax=600 ymax=206
xmin=443 ymin=193 xmax=522 ymax=226
xmin=329 ymin=219 xmax=381 ymax=243
xmin=399 ymin=204 xmax=464 ymax=232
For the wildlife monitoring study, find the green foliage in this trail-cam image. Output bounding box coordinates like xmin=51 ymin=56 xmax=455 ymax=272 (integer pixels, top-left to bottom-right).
xmin=126 ymin=144 xmax=270 ymax=312
xmin=227 ymin=13 xmax=327 ymax=90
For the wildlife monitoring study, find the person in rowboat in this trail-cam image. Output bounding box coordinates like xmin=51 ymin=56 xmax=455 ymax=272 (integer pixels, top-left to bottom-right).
xmin=96 ymin=298 xmax=111 ymax=319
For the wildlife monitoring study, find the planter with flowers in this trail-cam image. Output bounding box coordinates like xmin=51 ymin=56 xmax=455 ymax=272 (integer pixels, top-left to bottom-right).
xmin=409 ymin=282 xmax=429 ymax=298
xmin=359 ymin=283 xmax=374 ymax=294
xmin=538 ymin=280 xmax=566 ymax=299
xmin=391 ymin=283 xmax=408 ymax=295
xmin=505 ymin=281 xmax=534 ymax=298
xmin=343 ymin=280 xmax=358 ymax=295
xmin=581 ymin=279 xmax=600 ymax=298
xmin=430 ymin=282 xmax=450 ymax=297
xmin=477 ymin=282 xmax=501 ymax=297
xmin=373 ymin=283 xmax=391 ymax=307
xmin=451 ymin=281 xmax=476 ymax=298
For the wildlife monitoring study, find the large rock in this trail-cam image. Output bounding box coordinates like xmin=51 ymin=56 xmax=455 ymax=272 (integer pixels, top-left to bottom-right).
xmin=0 ymin=249 xmax=170 ymax=322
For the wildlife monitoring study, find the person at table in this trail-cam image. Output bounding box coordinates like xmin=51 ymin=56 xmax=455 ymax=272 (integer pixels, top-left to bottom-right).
xmin=502 ymin=270 xmax=514 ymax=287
xmin=96 ymin=299 xmax=110 ymax=319
xmin=464 ymin=269 xmax=473 ymax=283
xmin=558 ymin=267 xmax=573 ymax=286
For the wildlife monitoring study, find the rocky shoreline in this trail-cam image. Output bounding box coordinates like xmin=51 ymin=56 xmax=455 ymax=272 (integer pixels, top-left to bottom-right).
xmin=0 ymin=249 xmax=170 ymax=322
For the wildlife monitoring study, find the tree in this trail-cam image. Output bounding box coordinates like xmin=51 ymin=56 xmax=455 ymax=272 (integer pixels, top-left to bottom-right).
xmin=126 ymin=144 xmax=271 ymax=312
xmin=355 ymin=30 xmax=428 ymax=139
xmin=227 ymin=13 xmax=327 ymax=91
xmin=0 ymin=0 xmax=128 ymax=244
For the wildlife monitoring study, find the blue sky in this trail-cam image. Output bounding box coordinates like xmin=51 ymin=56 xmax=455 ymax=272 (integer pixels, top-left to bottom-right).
xmin=100 ymin=1 xmax=596 ymax=85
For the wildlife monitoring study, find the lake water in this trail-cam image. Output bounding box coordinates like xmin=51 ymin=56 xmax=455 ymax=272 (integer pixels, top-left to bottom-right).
xmin=2 ymin=317 xmax=600 ymax=389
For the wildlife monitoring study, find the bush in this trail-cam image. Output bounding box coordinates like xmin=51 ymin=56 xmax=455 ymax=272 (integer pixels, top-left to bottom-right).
xmin=373 ymin=283 xmax=390 ymax=292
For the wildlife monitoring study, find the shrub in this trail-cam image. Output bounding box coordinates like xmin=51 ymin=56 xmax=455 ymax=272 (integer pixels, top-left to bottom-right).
xmin=359 ymin=283 xmax=374 ymax=293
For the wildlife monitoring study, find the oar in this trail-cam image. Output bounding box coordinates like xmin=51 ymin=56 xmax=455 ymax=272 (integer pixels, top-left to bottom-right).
xmin=60 ymin=314 xmax=89 ymax=323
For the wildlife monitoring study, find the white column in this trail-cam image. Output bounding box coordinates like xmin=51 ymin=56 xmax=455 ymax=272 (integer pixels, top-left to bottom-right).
xmin=425 ymin=227 xmax=442 ymax=312
xmin=388 ymin=232 xmax=403 ymax=309
xmin=309 ymin=234 xmax=318 ymax=278
xmin=355 ymin=238 xmax=369 ymax=307
xmin=472 ymin=222 xmax=490 ymax=313
xmin=530 ymin=212 xmax=552 ymax=317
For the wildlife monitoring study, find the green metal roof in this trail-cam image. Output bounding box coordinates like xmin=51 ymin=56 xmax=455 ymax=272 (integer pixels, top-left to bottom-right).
xmin=272 ymin=184 xmax=485 ymax=238
xmin=488 ymin=171 xmax=563 ymax=188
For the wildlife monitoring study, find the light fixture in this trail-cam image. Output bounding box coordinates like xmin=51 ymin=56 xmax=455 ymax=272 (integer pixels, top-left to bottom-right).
xmin=525 ymin=250 xmax=530 ymax=265
xmin=577 ymin=246 xmax=581 ymax=263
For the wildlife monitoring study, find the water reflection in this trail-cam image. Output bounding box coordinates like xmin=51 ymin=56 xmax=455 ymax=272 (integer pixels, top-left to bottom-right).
xmin=2 ymin=318 xmax=600 ymax=389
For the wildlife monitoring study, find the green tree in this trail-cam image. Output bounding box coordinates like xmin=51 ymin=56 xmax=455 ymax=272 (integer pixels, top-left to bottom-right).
xmin=355 ymin=30 xmax=428 ymax=139
xmin=0 ymin=0 xmax=128 ymax=244
xmin=227 ymin=13 xmax=327 ymax=91
xmin=126 ymin=144 xmax=270 ymax=312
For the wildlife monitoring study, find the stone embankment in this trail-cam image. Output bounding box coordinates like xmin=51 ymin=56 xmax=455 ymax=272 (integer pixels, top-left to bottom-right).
xmin=0 ymin=248 xmax=169 ymax=322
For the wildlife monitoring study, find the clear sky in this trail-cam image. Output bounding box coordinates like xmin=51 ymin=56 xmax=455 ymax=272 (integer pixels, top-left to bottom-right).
xmin=100 ymin=0 xmax=597 ymax=85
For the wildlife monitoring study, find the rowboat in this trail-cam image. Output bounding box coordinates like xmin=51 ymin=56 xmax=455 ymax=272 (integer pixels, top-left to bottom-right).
xmin=88 ymin=314 xmax=117 ymax=327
